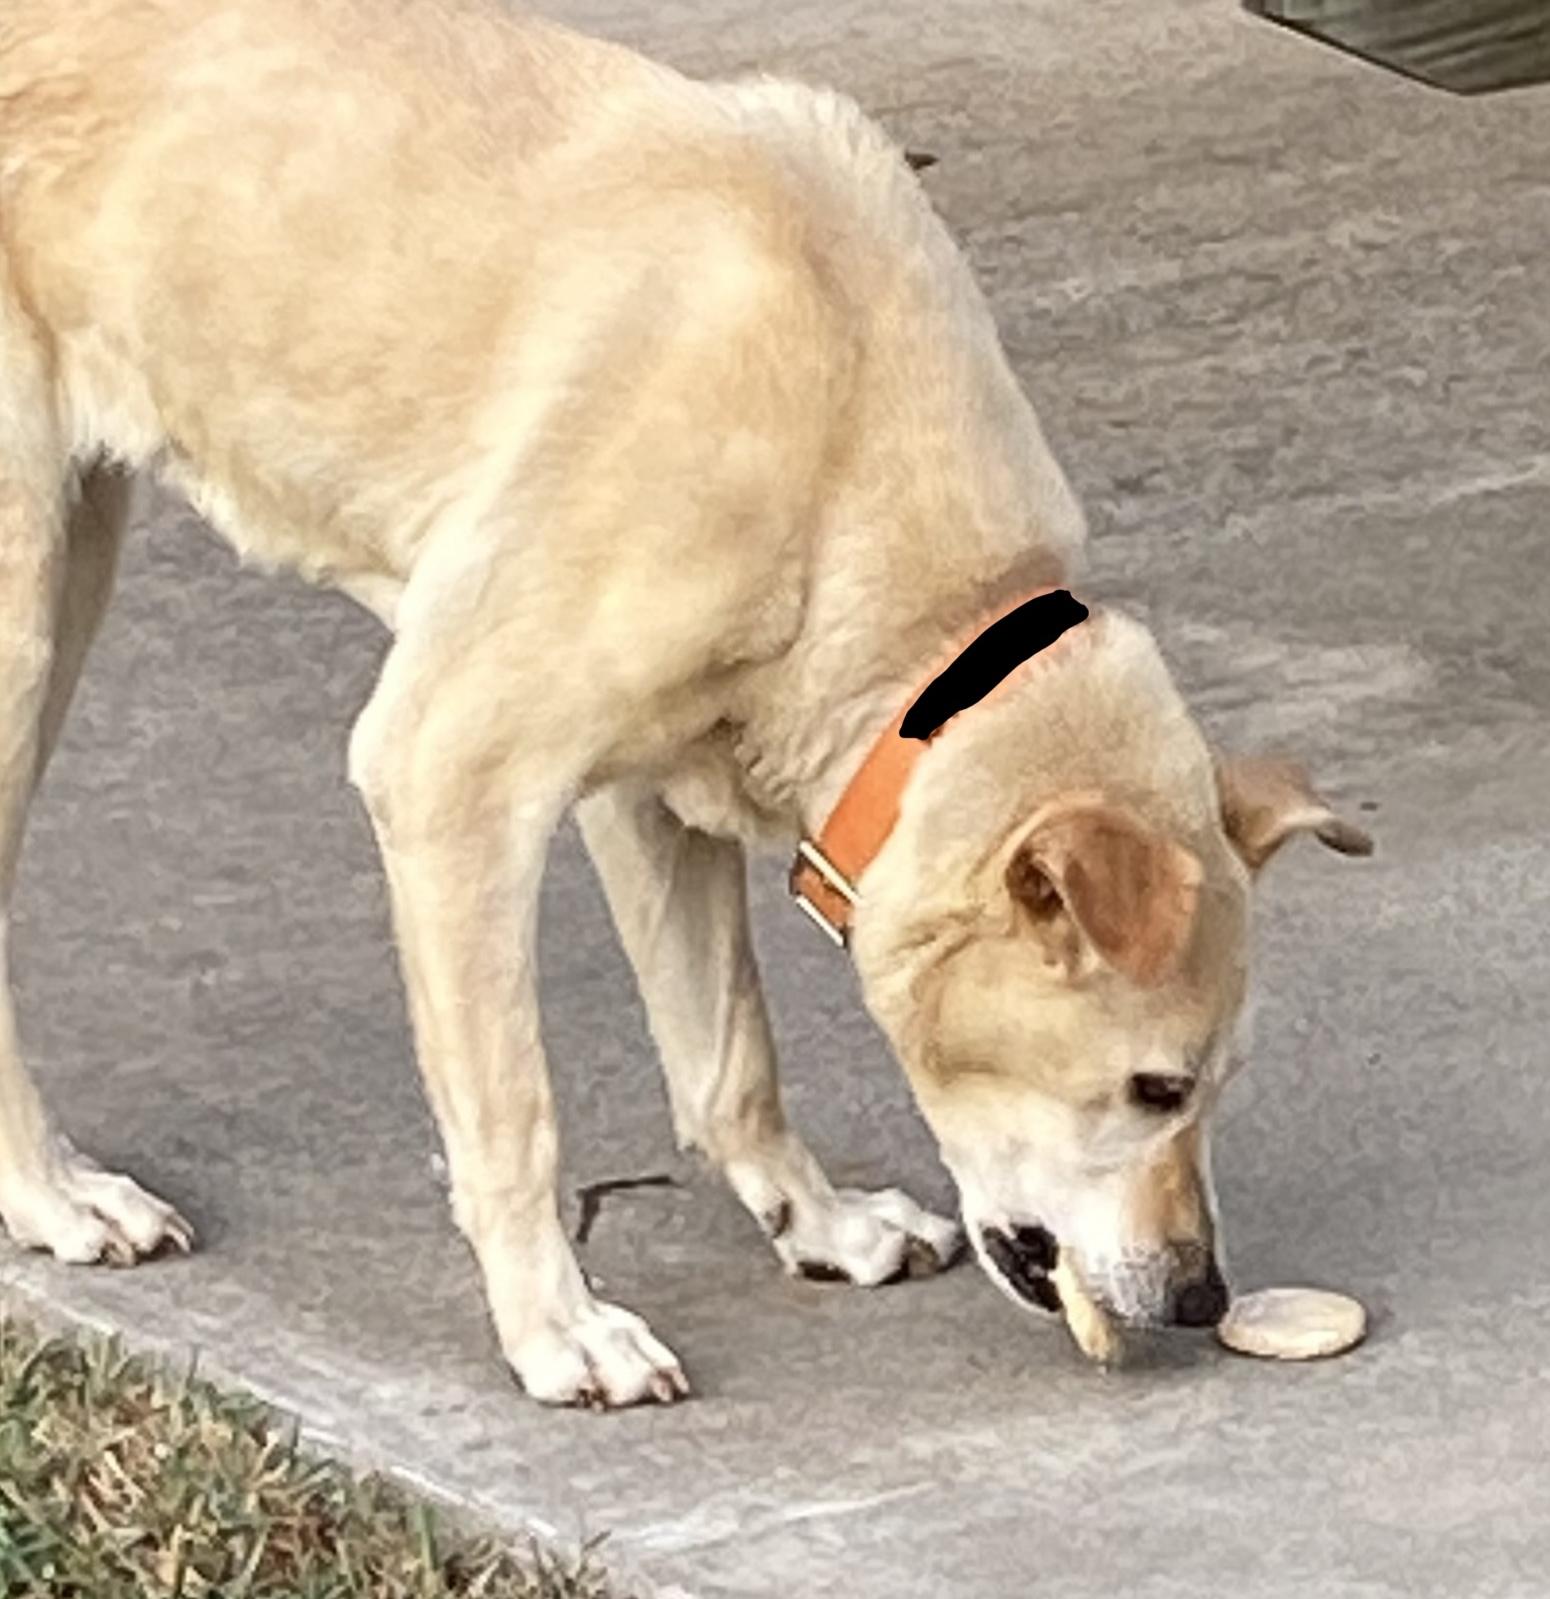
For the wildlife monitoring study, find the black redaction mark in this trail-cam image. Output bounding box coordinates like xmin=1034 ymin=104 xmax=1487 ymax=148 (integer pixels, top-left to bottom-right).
xmin=900 ymin=590 xmax=1089 ymax=741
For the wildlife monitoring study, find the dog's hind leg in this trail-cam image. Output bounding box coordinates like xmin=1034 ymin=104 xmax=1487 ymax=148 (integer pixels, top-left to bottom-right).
xmin=0 ymin=294 xmax=192 ymax=1263
xmin=34 ymin=465 xmax=131 ymax=777
xmin=577 ymin=781 xmax=965 ymax=1286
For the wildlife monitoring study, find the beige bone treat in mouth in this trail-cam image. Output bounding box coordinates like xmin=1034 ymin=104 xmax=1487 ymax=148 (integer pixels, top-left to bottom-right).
xmin=1216 ymin=1287 xmax=1368 ymax=1361
xmin=1052 ymin=1255 xmax=1125 ymax=1366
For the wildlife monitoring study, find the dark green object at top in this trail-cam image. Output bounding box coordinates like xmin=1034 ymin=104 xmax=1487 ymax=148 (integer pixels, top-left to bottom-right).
xmin=1245 ymin=0 xmax=1550 ymax=93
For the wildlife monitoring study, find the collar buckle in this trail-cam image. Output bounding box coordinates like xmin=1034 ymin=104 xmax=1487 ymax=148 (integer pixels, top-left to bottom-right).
xmin=788 ymin=839 xmax=857 ymax=948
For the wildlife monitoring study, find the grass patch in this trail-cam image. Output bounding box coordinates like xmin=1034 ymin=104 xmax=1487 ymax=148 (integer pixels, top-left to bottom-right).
xmin=0 ymin=1314 xmax=616 ymax=1598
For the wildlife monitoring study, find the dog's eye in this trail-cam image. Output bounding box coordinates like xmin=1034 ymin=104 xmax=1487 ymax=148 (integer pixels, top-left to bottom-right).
xmin=1128 ymin=1072 xmax=1194 ymax=1114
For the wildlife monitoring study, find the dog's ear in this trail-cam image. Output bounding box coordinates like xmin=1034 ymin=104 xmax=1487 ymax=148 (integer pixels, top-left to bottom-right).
xmin=1214 ymin=756 xmax=1374 ymax=873
xmin=1007 ymin=806 xmax=1202 ymax=986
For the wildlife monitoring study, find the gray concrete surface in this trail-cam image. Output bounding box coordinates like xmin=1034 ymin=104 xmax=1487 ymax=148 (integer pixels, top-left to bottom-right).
xmin=5 ymin=1 xmax=1550 ymax=1595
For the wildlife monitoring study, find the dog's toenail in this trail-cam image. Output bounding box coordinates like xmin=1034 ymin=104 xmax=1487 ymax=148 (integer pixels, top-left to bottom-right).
xmin=905 ymin=1237 xmax=942 ymax=1277
xmin=796 ymin=1259 xmax=851 ymax=1283
xmin=762 ymin=1199 xmax=793 ymax=1240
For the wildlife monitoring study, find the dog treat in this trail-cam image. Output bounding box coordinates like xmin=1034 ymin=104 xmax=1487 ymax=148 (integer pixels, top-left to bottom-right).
xmin=1053 ymin=1255 xmax=1124 ymax=1366
xmin=1216 ymin=1287 xmax=1367 ymax=1361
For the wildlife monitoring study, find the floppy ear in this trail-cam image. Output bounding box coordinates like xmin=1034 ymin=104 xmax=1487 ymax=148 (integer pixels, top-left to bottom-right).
xmin=1215 ymin=756 xmax=1374 ymax=873
xmin=1007 ymin=806 xmax=1203 ymax=986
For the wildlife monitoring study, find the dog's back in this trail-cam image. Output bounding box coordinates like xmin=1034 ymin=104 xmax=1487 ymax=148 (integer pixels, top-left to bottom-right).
xmin=1 ymin=0 xmax=1083 ymax=612
xmin=0 ymin=1 xmax=669 ymax=581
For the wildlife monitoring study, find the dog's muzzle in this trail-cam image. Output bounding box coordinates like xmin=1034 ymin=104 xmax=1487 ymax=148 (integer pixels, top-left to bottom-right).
xmin=979 ymin=1224 xmax=1062 ymax=1313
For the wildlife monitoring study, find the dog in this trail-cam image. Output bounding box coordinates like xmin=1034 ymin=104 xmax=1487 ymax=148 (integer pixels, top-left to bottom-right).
xmin=0 ymin=0 xmax=1371 ymax=1407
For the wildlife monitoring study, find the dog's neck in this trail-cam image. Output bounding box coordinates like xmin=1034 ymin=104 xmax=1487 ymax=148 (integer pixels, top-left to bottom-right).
xmin=782 ymin=557 xmax=1068 ymax=824
xmin=786 ymin=575 xmax=1090 ymax=946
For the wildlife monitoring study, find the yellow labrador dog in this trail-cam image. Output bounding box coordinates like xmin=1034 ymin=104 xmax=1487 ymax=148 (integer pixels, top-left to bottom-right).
xmin=0 ymin=0 xmax=1371 ymax=1406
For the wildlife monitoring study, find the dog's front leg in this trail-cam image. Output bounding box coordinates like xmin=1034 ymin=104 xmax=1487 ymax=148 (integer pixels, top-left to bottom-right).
xmin=577 ymin=782 xmax=963 ymax=1285
xmin=350 ymin=647 xmax=687 ymax=1410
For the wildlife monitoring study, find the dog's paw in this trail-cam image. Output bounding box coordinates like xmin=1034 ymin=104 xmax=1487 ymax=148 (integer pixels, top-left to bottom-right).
xmin=0 ymin=1150 xmax=194 ymax=1266
xmin=507 ymin=1300 xmax=690 ymax=1410
xmin=768 ymin=1186 xmax=965 ymax=1287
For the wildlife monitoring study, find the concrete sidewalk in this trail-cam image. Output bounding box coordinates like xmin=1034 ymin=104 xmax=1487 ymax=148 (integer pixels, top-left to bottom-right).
xmin=6 ymin=2 xmax=1550 ymax=1594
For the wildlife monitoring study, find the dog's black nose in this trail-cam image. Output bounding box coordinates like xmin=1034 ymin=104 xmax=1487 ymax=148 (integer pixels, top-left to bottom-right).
xmin=1169 ymin=1261 xmax=1229 ymax=1328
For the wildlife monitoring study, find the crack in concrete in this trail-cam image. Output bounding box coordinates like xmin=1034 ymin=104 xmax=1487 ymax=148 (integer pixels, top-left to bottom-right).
xmin=629 ymin=1484 xmax=937 ymax=1556
xmin=573 ymin=1174 xmax=681 ymax=1246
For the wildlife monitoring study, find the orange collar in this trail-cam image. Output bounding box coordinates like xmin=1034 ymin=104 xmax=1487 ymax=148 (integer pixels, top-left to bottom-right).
xmin=788 ymin=586 xmax=1089 ymax=947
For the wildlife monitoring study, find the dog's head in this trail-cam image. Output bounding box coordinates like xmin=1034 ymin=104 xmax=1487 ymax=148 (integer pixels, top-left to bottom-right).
xmin=851 ymin=612 xmax=1371 ymax=1335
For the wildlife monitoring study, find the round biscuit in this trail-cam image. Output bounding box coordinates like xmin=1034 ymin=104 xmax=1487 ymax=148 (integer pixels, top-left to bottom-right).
xmin=1216 ymin=1287 xmax=1367 ymax=1361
